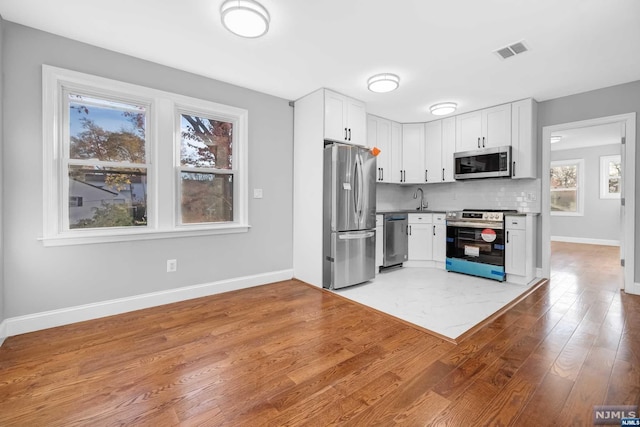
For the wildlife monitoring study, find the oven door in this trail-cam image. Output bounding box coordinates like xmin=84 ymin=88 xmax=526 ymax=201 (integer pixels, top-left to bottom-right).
xmin=446 ymin=221 xmax=505 ymax=266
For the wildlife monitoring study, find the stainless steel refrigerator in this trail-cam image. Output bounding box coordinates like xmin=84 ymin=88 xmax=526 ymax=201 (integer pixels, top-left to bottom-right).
xmin=323 ymin=142 xmax=376 ymax=289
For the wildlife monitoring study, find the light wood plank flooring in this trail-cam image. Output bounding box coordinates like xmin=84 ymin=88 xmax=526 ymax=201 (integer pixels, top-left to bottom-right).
xmin=0 ymin=242 xmax=638 ymax=425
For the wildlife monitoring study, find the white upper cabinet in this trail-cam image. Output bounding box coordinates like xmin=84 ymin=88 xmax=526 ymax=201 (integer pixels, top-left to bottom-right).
xmin=511 ymin=98 xmax=538 ymax=179
xmin=424 ymin=121 xmax=442 ymax=183
xmin=367 ymin=115 xmax=393 ymax=182
xmin=424 ymin=117 xmax=456 ymax=183
xmin=324 ymin=90 xmax=366 ymax=146
xmin=455 ymin=103 xmax=512 ymax=151
xmin=401 ymin=123 xmax=425 ymax=183
xmin=390 ymin=121 xmax=403 ymax=183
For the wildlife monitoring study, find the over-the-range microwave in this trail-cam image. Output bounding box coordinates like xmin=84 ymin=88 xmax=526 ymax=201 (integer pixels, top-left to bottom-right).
xmin=454 ymin=146 xmax=511 ymax=180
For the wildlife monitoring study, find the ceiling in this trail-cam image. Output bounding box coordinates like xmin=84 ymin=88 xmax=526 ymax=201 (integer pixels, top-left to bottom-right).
xmin=551 ymin=122 xmax=622 ymax=151
xmin=1 ymin=0 xmax=639 ymax=122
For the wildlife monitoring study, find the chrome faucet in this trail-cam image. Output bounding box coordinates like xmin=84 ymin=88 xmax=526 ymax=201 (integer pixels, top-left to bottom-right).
xmin=413 ymin=188 xmax=427 ymax=210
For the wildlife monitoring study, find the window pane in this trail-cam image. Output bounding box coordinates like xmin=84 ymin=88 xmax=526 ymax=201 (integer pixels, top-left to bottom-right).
xmin=181 ymin=172 xmax=233 ymax=223
xmin=69 ymin=165 xmax=147 ymax=229
xmin=180 ymin=114 xmax=233 ymax=169
xmin=551 ymin=189 xmax=577 ymax=212
xmin=550 ymin=165 xmax=577 ymax=189
xmin=69 ymin=94 xmax=146 ymax=163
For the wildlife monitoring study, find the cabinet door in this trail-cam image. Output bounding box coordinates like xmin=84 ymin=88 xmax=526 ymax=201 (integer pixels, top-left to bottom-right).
xmin=408 ymin=223 xmax=432 ymax=261
xmin=511 ymin=98 xmax=537 ymax=178
xmin=324 ymin=91 xmax=347 ymax=142
xmin=483 ymin=104 xmax=511 ymax=148
xmin=433 ymin=223 xmax=446 ymax=262
xmin=390 ymin=121 xmax=403 ymax=183
xmin=505 ymin=228 xmax=526 ymax=276
xmin=455 ymin=110 xmax=482 ymax=152
xmin=402 ymin=123 xmax=425 ymax=183
xmin=368 ymin=116 xmax=388 ymax=182
xmin=347 ymin=98 xmax=367 ymax=146
xmin=441 ymin=117 xmax=456 ymax=182
xmin=424 ymin=121 xmax=442 ymax=183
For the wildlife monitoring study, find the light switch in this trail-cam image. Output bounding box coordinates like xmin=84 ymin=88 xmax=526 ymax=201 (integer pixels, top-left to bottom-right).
xmin=253 ymin=189 xmax=263 ymax=199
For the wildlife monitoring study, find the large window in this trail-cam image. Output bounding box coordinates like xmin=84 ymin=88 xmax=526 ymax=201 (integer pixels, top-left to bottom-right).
xmin=178 ymin=112 xmax=235 ymax=224
xmin=600 ymin=155 xmax=621 ymax=199
xmin=43 ymin=66 xmax=248 ymax=246
xmin=66 ymin=93 xmax=149 ymax=230
xmin=550 ymin=159 xmax=584 ymax=216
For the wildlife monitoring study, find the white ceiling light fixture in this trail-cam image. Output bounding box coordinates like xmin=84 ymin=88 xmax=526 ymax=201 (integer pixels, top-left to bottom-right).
xmin=430 ymin=102 xmax=457 ymax=116
xmin=550 ymin=135 xmax=563 ymax=143
xmin=220 ymin=0 xmax=270 ymax=38
xmin=367 ymin=73 xmax=400 ymax=93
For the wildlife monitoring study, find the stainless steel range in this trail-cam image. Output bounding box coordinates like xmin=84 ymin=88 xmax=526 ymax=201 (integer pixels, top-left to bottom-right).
xmin=445 ymin=209 xmax=517 ymax=281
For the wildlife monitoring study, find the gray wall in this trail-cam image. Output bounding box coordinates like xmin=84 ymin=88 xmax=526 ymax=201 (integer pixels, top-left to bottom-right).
xmin=550 ymin=144 xmax=621 ymax=241
xmin=537 ymin=80 xmax=640 ymax=279
xmin=2 ymin=22 xmax=293 ymax=318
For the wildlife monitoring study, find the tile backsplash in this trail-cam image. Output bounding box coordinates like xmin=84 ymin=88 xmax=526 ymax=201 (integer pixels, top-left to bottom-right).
xmin=377 ymin=178 xmax=541 ymax=213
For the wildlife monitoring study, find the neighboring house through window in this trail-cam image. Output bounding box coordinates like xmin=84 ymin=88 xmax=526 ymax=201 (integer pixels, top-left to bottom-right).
xmin=42 ymin=65 xmax=248 ymax=246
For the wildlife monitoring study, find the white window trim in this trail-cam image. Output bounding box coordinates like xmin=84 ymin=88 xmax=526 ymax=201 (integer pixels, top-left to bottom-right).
xmin=42 ymin=65 xmax=249 ymax=246
xmin=550 ymin=158 xmax=584 ymax=217
xmin=600 ymin=154 xmax=621 ymax=199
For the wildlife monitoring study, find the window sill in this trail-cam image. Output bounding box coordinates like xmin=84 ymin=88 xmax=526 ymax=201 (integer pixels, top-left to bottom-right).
xmin=40 ymin=225 xmax=251 ymax=247
xmin=550 ymin=212 xmax=584 ymax=217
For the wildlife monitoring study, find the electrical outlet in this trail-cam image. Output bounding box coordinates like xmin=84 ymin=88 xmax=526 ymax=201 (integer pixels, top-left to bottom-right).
xmin=167 ymin=259 xmax=177 ymax=272
xmin=526 ymin=192 xmax=537 ymax=202
xmin=253 ymin=188 xmax=263 ymax=199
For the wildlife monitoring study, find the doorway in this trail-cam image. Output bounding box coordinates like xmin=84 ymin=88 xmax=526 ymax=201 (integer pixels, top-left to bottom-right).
xmin=541 ymin=113 xmax=637 ymax=295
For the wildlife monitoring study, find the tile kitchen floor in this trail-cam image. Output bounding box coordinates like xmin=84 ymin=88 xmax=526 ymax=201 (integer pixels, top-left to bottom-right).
xmin=335 ymin=267 xmax=537 ymax=340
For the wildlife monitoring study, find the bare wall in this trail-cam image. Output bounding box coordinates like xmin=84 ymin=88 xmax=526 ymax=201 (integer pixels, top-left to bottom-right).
xmin=551 ymin=144 xmax=621 ymax=242
xmin=537 ymin=80 xmax=640 ymax=280
xmin=0 ymin=16 xmax=5 ymax=325
xmin=2 ymin=22 xmax=294 ymax=318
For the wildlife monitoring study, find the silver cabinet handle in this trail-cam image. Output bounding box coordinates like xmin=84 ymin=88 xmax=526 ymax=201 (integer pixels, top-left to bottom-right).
xmin=344 ymin=127 xmax=348 ymax=140
xmin=442 ymin=168 xmax=445 ymax=181
xmin=482 ymin=137 xmax=485 ymax=147
xmin=512 ymin=161 xmax=516 ymax=177
xmin=477 ymin=137 xmax=480 ymax=148
xmin=425 ymin=170 xmax=428 ymax=182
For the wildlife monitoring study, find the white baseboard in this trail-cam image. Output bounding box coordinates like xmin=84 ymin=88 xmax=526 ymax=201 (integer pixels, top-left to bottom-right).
xmin=1 ymin=269 xmax=293 ymax=342
xmin=536 ymin=268 xmax=544 ymax=278
xmin=551 ymin=236 xmax=620 ymax=246
xmin=0 ymin=320 xmax=6 ymax=347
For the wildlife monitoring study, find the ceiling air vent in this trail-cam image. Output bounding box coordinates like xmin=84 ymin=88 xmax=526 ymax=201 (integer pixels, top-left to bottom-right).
xmin=495 ymin=41 xmax=529 ymax=59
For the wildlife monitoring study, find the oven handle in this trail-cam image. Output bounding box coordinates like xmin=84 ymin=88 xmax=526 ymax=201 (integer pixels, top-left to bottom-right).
xmin=446 ymin=221 xmax=503 ymax=230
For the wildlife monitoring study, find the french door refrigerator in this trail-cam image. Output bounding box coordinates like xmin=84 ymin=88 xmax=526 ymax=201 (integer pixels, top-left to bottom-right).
xmin=323 ymin=142 xmax=377 ymax=289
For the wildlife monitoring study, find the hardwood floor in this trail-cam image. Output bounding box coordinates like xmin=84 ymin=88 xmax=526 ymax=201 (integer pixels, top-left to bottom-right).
xmin=1 ymin=242 xmax=638 ymax=426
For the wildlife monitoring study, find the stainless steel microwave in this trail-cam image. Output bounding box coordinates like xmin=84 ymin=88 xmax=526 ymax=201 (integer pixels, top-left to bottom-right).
xmin=454 ymin=146 xmax=511 ymax=180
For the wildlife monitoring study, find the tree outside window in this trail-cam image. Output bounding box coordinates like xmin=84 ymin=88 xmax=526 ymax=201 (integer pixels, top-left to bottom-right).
xmin=550 ymin=159 xmax=584 ymax=216
xmin=179 ymin=113 xmax=235 ymax=224
xmin=600 ymin=155 xmax=621 ymax=199
xmin=66 ymin=94 xmax=148 ymax=229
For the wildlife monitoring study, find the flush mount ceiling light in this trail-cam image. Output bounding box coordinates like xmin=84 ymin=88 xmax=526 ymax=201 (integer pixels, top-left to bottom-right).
xmin=367 ymin=73 xmax=400 ymax=93
xmin=220 ymin=0 xmax=270 ymax=38
xmin=550 ymin=135 xmax=563 ymax=143
xmin=429 ymin=102 xmax=457 ymax=116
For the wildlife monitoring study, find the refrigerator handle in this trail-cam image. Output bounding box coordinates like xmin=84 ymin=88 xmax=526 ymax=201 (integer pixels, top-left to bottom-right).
xmin=353 ymin=156 xmax=360 ymax=221
xmin=357 ymin=153 xmax=364 ymax=220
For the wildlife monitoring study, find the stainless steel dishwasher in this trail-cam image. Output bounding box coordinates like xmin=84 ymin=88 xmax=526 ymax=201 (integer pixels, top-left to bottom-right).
xmin=382 ymin=213 xmax=408 ymax=269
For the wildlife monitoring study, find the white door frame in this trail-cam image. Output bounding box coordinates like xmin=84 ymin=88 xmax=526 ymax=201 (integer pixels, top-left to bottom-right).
xmin=541 ymin=113 xmax=637 ymax=294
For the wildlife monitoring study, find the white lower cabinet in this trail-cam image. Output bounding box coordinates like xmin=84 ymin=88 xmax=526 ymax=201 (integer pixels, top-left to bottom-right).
xmin=375 ymin=215 xmax=383 ymax=271
xmin=432 ymin=213 xmax=446 ymax=263
xmin=505 ymin=214 xmax=536 ymax=284
xmin=404 ymin=212 xmax=446 ymax=269
xmin=408 ymin=214 xmax=433 ymax=261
